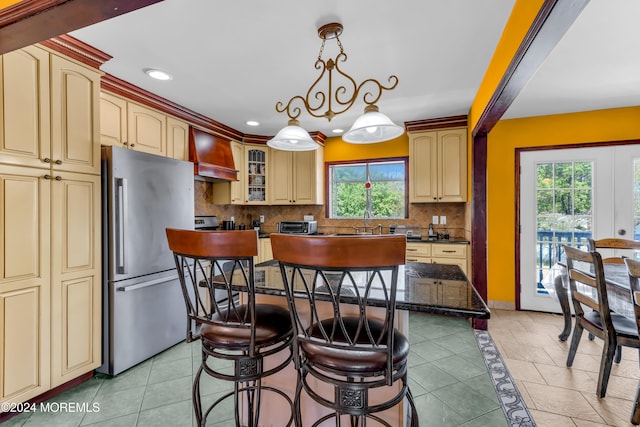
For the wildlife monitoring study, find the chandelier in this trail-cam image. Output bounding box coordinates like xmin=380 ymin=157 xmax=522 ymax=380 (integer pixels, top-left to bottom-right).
xmin=267 ymin=23 xmax=404 ymax=151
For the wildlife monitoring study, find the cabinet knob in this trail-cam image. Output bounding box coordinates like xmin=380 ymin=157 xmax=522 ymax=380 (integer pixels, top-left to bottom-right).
xmin=44 ymin=158 xmax=51 ymax=163
xmin=55 ymin=176 xmax=62 ymax=181
xmin=55 ymin=160 xmax=62 ymax=165
xmin=44 ymin=174 xmax=51 ymax=180
xmin=130 ymin=144 xmax=135 ymax=148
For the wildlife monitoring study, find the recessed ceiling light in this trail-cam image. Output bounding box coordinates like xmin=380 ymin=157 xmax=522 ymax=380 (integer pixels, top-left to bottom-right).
xmin=332 ymin=128 xmax=344 ymax=134
xmin=143 ymin=68 xmax=173 ymax=81
xmin=246 ymin=121 xmax=259 ymax=126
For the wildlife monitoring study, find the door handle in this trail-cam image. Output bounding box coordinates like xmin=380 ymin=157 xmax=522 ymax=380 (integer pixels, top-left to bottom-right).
xmin=116 ymin=178 xmax=128 ymax=274
xmin=117 ymin=275 xmax=178 ymax=292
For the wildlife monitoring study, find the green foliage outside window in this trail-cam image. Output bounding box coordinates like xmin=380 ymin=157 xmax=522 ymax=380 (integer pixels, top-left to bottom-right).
xmin=329 ymin=160 xmax=406 ymax=219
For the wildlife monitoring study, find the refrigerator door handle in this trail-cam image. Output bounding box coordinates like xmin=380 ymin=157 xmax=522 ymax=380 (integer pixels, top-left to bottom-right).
xmin=117 ymin=274 xmax=178 ymax=292
xmin=116 ymin=177 xmax=128 ymax=274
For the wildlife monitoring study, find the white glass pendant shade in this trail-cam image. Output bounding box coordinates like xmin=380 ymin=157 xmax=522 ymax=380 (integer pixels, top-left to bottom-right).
xmin=342 ymin=105 xmax=405 ymax=144
xmin=267 ymin=120 xmax=319 ymax=151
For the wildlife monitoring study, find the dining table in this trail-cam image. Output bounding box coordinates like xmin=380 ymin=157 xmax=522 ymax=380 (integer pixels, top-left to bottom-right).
xmin=549 ymin=262 xmax=634 ymax=341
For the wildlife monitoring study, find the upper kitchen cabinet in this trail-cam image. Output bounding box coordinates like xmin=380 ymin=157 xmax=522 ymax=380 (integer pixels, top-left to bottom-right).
xmin=245 ymin=145 xmax=269 ymax=205
xmin=270 ymin=147 xmax=324 ymax=205
xmin=50 ymin=55 xmax=101 ymax=175
xmin=0 ymin=46 xmax=50 ymax=170
xmin=166 ymin=117 xmax=189 ymax=161
xmin=100 ymin=92 xmax=190 ymax=160
xmin=126 ymin=102 xmax=167 ymax=156
xmin=99 ymin=92 xmax=127 ymax=148
xmin=212 ymin=140 xmax=245 ymax=204
xmin=409 ymin=128 xmax=467 ymax=203
xmin=0 ymin=46 xmax=101 ymax=175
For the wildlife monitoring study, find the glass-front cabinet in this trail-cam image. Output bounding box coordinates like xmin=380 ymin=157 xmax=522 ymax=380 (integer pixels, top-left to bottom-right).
xmin=245 ymin=145 xmax=268 ymax=204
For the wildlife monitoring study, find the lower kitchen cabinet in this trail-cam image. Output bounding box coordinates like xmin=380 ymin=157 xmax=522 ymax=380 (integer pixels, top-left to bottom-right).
xmin=405 ymin=242 xmax=468 ymax=275
xmin=0 ymin=164 xmax=100 ymax=406
xmin=50 ymin=171 xmax=101 ymax=387
xmin=255 ymin=238 xmax=273 ymax=264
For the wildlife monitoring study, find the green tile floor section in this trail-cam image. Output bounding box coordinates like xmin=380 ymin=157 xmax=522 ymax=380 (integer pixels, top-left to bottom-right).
xmin=2 ymin=313 xmax=509 ymax=427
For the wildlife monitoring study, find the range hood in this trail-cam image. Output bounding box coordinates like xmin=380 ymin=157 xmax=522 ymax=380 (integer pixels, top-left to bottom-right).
xmin=189 ymin=127 xmax=238 ymax=181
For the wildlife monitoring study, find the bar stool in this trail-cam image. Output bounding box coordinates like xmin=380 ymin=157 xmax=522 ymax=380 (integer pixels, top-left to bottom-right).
xmin=166 ymin=228 xmax=294 ymax=427
xmin=271 ymin=233 xmax=419 ymax=427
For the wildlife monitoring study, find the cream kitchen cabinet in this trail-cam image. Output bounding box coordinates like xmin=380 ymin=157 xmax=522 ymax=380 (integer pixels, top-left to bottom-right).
xmin=0 ymin=165 xmax=51 ymax=405
xmin=255 ymin=238 xmax=273 ymax=264
xmin=409 ymin=128 xmax=467 ymax=203
xmin=127 ymin=102 xmax=167 ymax=156
xmin=269 ymin=147 xmax=324 ymax=205
xmin=0 ymin=46 xmax=101 ymax=175
xmin=405 ymin=242 xmax=468 ymax=275
xmin=212 ymin=140 xmax=245 ymax=204
xmin=167 ymin=117 xmax=189 ymax=161
xmin=0 ymin=46 xmax=101 ymax=408
xmin=244 ymin=145 xmax=269 ymax=205
xmin=99 ymin=92 xmax=127 ymax=148
xmin=100 ymin=92 xmax=189 ymax=160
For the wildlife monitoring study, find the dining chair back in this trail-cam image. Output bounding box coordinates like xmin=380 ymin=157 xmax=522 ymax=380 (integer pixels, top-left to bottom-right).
xmin=563 ymin=245 xmax=640 ymax=398
xmin=270 ymin=233 xmax=418 ymax=426
xmin=166 ymin=228 xmax=293 ymax=427
xmin=588 ymin=238 xmax=640 ymax=264
xmin=623 ymin=258 xmax=640 ymax=425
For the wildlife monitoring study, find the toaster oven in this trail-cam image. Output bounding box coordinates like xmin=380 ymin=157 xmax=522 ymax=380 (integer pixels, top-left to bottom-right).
xmin=278 ymin=220 xmax=318 ymax=234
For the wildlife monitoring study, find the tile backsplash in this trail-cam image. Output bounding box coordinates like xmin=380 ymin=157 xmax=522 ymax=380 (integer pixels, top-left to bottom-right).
xmin=195 ymin=180 xmax=468 ymax=240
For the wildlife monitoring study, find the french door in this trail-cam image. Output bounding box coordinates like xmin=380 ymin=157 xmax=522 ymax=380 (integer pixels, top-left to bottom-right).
xmin=520 ymin=145 xmax=640 ymax=312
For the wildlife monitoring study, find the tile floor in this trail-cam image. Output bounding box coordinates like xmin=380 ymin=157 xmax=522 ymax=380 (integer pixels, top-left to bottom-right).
xmin=2 ymin=312 xmax=507 ymax=427
xmin=489 ymin=308 xmax=640 ymax=426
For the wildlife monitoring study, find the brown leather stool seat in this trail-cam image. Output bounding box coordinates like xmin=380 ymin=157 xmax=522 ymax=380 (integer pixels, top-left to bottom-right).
xmin=204 ymin=304 xmax=292 ymax=348
xmin=303 ymin=317 xmax=410 ymax=373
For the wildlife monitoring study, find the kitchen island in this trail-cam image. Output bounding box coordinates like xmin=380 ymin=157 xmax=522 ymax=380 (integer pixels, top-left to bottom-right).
xmin=221 ymin=260 xmax=489 ymax=426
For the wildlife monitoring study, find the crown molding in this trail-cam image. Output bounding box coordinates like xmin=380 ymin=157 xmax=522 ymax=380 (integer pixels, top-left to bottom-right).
xmin=404 ymin=115 xmax=468 ymax=132
xmin=39 ymin=34 xmax=111 ymax=69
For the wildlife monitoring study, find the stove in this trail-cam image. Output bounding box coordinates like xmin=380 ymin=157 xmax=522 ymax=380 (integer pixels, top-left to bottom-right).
xmin=195 ymin=215 xmax=219 ymax=230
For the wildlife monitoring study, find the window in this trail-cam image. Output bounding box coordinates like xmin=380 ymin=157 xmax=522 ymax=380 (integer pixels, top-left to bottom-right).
xmin=327 ymin=158 xmax=407 ymax=219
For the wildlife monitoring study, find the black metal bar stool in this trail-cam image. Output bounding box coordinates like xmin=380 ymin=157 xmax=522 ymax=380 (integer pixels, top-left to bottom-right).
xmin=271 ymin=233 xmax=419 ymax=426
xmin=166 ymin=228 xmax=294 ymax=427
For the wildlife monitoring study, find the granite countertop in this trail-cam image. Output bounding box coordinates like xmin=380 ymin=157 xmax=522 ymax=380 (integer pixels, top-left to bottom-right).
xmin=237 ymin=260 xmax=490 ymax=319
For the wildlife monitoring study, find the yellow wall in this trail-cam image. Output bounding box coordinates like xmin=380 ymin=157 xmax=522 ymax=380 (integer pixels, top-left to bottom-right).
xmin=324 ymin=134 xmax=409 ymax=162
xmin=487 ymin=107 xmax=640 ymax=302
xmin=0 ymin=1 xmax=22 ymax=9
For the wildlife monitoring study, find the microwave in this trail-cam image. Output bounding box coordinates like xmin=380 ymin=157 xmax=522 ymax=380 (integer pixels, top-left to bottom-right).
xmin=278 ymin=220 xmax=318 ymax=235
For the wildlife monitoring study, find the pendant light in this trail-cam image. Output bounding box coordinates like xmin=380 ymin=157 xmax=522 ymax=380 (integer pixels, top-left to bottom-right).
xmin=342 ymin=105 xmax=405 ymax=143
xmin=266 ymin=119 xmax=319 ymax=151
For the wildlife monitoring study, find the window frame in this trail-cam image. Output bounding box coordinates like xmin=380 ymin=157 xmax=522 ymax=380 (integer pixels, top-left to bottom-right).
xmin=324 ymin=156 xmax=409 ymax=219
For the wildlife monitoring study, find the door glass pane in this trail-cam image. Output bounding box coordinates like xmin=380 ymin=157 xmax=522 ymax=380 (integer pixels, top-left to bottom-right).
xmin=535 ymin=161 xmax=592 ymax=293
xmin=634 ymin=159 xmax=640 ymax=240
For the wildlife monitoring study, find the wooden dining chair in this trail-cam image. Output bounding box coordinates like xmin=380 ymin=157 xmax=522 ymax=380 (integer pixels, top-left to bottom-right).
xmin=563 ymin=245 xmax=640 ymax=398
xmin=588 ymin=238 xmax=640 ymax=360
xmin=166 ymin=228 xmax=294 ymax=427
xmin=270 ymin=233 xmax=419 ymax=426
xmin=588 ymin=238 xmax=640 ymax=264
xmin=623 ymin=258 xmax=640 ymax=424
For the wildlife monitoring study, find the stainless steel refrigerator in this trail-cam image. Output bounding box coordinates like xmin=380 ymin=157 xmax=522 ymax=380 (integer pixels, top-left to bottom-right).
xmin=98 ymin=146 xmax=194 ymax=375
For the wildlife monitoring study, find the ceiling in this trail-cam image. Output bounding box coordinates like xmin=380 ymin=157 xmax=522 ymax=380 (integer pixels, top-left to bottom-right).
xmin=69 ymin=0 xmax=515 ymax=137
xmin=68 ymin=0 xmax=640 ymax=138
xmin=504 ymin=0 xmax=640 ymax=119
